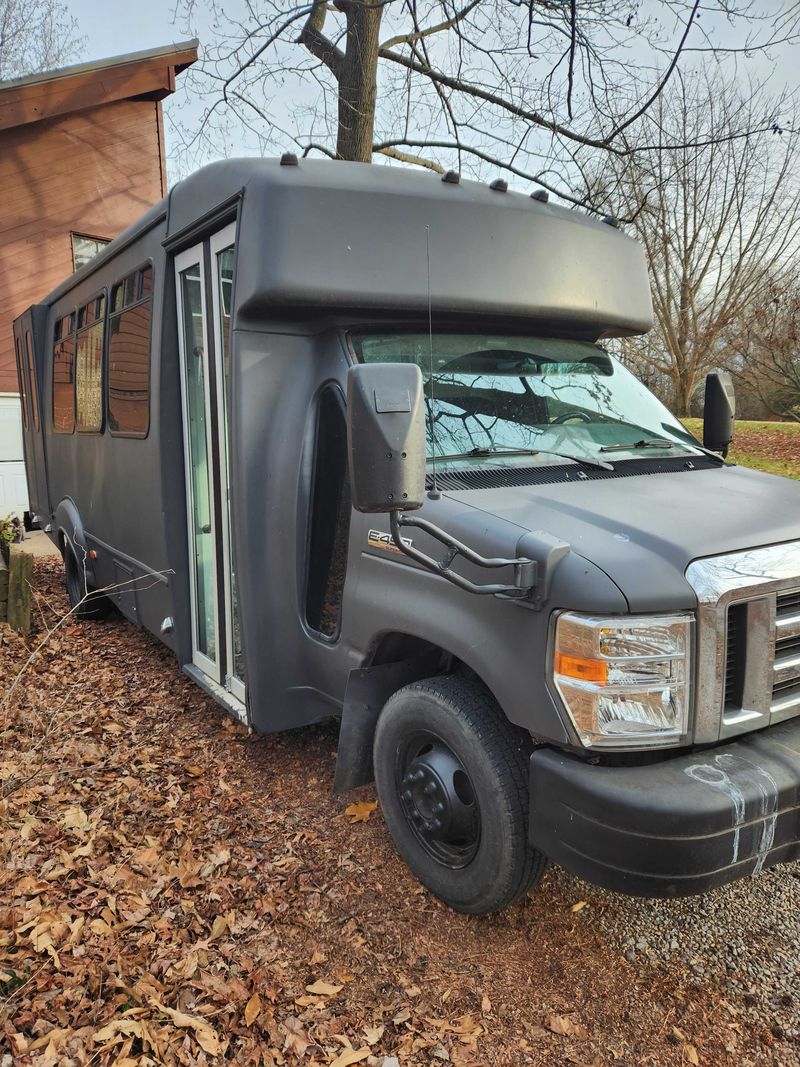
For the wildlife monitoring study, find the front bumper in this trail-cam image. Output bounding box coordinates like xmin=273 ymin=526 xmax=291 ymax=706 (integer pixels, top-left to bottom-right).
xmin=529 ymin=717 xmax=800 ymax=897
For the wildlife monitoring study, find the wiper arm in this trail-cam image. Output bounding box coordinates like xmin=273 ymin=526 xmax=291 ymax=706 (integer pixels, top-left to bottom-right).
xmin=598 ymin=438 xmax=727 ymax=465
xmin=431 ymin=445 xmax=614 ymax=472
xmin=599 ymin=439 xmax=677 ymax=453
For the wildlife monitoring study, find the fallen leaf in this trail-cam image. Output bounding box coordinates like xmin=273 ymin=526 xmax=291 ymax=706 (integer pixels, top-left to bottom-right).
xmin=685 ymin=1044 xmax=700 ymax=1065
xmin=63 ymin=805 xmax=89 ymax=831
xmin=244 ymin=992 xmax=262 ymax=1025
xmin=306 ymin=979 xmax=343 ymax=996
xmin=481 ymin=995 xmax=492 ymax=1014
xmin=364 ymin=1024 xmax=384 ymax=1044
xmin=570 ymin=900 xmax=588 ymax=913
xmin=186 ymin=765 xmax=205 ymax=776
xmin=330 ymin=1048 xmax=371 ymax=1067
xmin=344 ymin=800 xmax=378 ymax=822
xmin=154 ymin=1001 xmax=222 ymax=1055
xmin=547 ymin=1015 xmax=588 ymax=1040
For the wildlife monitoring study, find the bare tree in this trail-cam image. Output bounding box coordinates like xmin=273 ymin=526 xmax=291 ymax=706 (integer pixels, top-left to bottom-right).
xmin=729 ymin=280 xmax=800 ymax=420
xmin=586 ymin=73 xmax=800 ymax=414
xmin=171 ymin=1 xmax=799 ymax=205
xmin=0 ymin=0 xmax=81 ymax=80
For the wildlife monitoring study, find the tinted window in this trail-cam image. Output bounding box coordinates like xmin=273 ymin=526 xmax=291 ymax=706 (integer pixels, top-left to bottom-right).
xmin=305 ymin=388 xmax=351 ymax=638
xmin=25 ymin=332 xmax=39 ymax=430
xmin=76 ymin=297 xmax=105 ymax=432
xmin=53 ymin=314 xmax=76 ymax=433
xmin=108 ymin=265 xmax=152 ymax=436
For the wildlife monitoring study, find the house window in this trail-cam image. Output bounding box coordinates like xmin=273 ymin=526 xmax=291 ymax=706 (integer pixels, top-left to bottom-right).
xmin=76 ymin=293 xmax=106 ymax=432
xmin=72 ymin=234 xmax=110 ymax=271
xmin=108 ymin=265 xmax=153 ymax=436
xmin=305 ymin=386 xmax=351 ymax=638
xmin=53 ymin=312 xmax=76 ymax=433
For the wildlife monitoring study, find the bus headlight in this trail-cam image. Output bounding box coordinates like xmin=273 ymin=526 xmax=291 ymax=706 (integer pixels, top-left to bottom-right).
xmin=552 ymin=613 xmax=693 ymax=748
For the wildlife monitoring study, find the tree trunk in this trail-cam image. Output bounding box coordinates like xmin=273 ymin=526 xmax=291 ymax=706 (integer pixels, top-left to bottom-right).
xmin=336 ymin=1 xmax=382 ymax=162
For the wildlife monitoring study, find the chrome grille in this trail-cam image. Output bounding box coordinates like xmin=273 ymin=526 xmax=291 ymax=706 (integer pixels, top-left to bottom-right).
xmin=773 ymin=590 xmax=800 ymax=719
xmin=686 ymin=541 xmax=800 ymax=743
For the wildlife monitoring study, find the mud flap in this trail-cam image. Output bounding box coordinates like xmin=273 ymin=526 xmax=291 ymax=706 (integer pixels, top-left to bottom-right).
xmin=333 ymin=653 xmax=441 ymax=793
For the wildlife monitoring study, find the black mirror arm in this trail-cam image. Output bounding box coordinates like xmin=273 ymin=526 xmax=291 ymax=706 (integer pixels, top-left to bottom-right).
xmin=390 ymin=511 xmax=537 ymax=598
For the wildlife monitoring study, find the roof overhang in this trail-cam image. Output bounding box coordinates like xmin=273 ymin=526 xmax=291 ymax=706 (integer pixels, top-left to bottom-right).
xmin=0 ymin=39 xmax=198 ymax=132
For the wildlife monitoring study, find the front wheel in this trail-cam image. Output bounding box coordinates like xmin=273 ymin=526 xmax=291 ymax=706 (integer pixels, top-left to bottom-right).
xmin=373 ymin=675 xmax=547 ymax=914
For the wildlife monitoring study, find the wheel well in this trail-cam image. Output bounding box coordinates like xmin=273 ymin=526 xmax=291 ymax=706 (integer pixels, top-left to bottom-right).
xmin=366 ymin=631 xmax=481 ymax=685
xmin=333 ymin=632 xmax=495 ymax=793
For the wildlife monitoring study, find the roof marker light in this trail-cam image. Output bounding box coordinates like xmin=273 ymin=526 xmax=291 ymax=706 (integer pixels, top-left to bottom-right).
xmin=490 ymin=178 xmax=508 ymax=192
xmin=442 ymin=170 xmax=460 ymax=184
xmin=602 ymin=215 xmax=621 ymax=228
xmin=280 ymin=152 xmax=299 ymax=166
xmin=530 ymin=189 xmax=549 ymax=203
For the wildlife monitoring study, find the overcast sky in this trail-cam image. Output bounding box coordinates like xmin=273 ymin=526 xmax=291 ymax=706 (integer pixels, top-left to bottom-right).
xmin=67 ymin=0 xmax=797 ymax=186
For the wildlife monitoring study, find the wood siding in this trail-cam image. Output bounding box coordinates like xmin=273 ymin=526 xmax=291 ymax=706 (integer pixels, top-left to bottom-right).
xmin=0 ymin=98 xmax=166 ymax=392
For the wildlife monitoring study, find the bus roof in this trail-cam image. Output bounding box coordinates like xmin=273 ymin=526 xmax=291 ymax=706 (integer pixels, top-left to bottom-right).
xmin=38 ymin=157 xmax=653 ymax=337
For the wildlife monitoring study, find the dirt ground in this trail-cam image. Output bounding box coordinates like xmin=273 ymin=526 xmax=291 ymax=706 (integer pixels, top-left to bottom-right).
xmin=0 ymin=561 xmax=793 ymax=1065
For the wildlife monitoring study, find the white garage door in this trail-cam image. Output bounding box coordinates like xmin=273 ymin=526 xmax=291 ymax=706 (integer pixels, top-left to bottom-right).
xmin=0 ymin=394 xmax=29 ymax=519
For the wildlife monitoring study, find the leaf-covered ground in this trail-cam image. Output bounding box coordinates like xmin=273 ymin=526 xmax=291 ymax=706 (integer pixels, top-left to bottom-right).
xmin=683 ymin=418 xmax=800 ymax=479
xmin=0 ymin=561 xmax=793 ymax=1065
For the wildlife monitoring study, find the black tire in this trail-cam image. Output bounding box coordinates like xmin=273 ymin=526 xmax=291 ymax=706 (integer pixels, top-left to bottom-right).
xmin=64 ymin=547 xmax=112 ymax=621
xmin=373 ymin=675 xmax=547 ymax=914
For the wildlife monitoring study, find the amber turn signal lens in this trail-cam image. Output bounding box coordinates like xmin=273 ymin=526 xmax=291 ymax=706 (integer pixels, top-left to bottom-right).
xmin=554 ymin=651 xmax=608 ymax=684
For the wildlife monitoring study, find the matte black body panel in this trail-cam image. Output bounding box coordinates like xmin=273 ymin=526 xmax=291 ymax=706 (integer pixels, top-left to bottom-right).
xmin=458 ymin=464 xmax=800 ymax=611
xmin=529 ymin=716 xmax=800 ymax=896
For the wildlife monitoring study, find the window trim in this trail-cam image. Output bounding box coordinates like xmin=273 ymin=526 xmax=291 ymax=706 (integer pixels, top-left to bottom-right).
xmin=14 ymin=335 xmax=28 ymax=431
xmin=52 ymin=310 xmax=77 ymax=434
xmin=75 ymin=287 xmax=107 ymax=435
xmin=24 ymin=331 xmax=40 ymax=431
xmin=106 ymin=260 xmax=154 ymax=439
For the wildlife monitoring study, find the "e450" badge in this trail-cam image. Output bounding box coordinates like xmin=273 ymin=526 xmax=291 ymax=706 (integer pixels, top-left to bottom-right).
xmin=367 ymin=528 xmax=413 ymax=554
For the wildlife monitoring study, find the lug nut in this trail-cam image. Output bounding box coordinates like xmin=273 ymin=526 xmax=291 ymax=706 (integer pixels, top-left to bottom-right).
xmin=402 ymin=789 xmax=412 ymax=802
xmin=424 ymin=782 xmax=437 ymax=795
xmin=430 ymin=818 xmax=442 ymax=832
xmin=434 ymin=802 xmax=445 ymax=814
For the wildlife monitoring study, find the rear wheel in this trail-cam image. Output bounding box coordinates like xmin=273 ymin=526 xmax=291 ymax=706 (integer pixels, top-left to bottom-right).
xmin=373 ymin=675 xmax=547 ymax=914
xmin=64 ymin=547 xmax=112 ymax=621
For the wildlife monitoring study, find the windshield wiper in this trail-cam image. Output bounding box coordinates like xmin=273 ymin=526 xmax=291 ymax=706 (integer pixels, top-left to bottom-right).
xmin=598 ymin=438 xmax=727 ymax=464
xmin=599 ymin=439 xmax=677 ymax=453
xmin=432 ymin=445 xmax=614 ymax=472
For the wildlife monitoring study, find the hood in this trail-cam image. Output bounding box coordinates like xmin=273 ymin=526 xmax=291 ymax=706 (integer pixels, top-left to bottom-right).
xmin=449 ymin=463 xmax=800 ymax=611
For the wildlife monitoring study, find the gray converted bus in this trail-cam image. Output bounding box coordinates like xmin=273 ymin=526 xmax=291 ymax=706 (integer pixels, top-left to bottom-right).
xmin=14 ymin=158 xmax=800 ymax=914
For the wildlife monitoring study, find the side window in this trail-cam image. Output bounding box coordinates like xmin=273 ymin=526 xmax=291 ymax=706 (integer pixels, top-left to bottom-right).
xmin=15 ymin=336 xmax=29 ymax=431
xmin=107 ymin=265 xmax=153 ymax=436
xmin=53 ymin=312 xmax=76 ymax=433
xmin=305 ymin=387 xmax=351 ymax=638
xmin=24 ymin=332 xmax=40 ymax=431
xmin=76 ymin=293 xmax=106 ymax=433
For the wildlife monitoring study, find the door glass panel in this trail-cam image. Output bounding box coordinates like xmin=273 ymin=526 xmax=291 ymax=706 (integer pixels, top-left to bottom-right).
xmin=215 ymin=245 xmax=244 ymax=684
xmin=179 ymin=263 xmax=217 ymax=663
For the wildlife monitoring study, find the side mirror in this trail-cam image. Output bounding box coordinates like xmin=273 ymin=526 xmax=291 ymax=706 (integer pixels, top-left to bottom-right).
xmin=703 ymin=370 xmax=735 ymax=457
xmin=346 ymin=363 xmax=426 ymax=513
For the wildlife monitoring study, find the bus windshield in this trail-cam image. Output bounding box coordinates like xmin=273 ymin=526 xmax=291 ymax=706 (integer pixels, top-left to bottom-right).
xmin=352 ymin=332 xmax=703 ymax=467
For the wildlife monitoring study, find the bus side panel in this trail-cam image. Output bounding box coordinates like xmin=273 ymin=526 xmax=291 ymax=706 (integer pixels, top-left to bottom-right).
xmin=43 ymin=225 xmax=182 ymax=651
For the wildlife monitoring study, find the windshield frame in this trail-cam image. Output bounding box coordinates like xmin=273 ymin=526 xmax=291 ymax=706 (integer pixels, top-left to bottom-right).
xmin=347 ymin=326 xmax=706 ymax=468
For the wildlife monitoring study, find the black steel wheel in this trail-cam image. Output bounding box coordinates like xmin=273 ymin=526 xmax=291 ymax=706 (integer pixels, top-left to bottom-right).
xmin=65 ymin=547 xmax=112 ymax=621
xmin=397 ymin=731 xmax=481 ymax=869
xmin=374 ymin=675 xmax=547 ymax=914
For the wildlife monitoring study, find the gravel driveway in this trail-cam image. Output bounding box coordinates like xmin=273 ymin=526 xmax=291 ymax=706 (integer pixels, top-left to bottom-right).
xmin=550 ymin=860 xmax=800 ymax=1054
